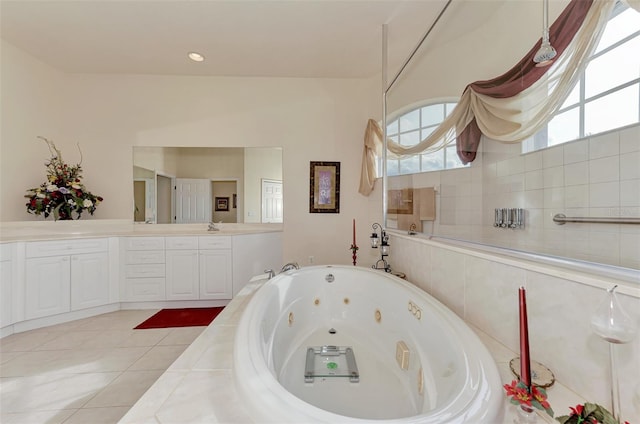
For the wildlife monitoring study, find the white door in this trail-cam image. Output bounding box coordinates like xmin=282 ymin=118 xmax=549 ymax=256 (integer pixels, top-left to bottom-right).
xmin=175 ymin=179 xmax=211 ymax=223
xmin=70 ymin=252 xmax=109 ymax=311
xmin=199 ymin=250 xmax=232 ymax=299
xmin=25 ymin=256 xmax=71 ymax=319
xmin=261 ymin=179 xmax=283 ymax=223
xmin=165 ymin=250 xmax=199 ymax=300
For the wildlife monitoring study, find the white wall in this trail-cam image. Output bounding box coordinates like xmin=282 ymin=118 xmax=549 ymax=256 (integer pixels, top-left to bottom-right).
xmin=244 ymin=147 xmax=282 ymax=223
xmin=0 ymin=39 xmax=380 ymax=266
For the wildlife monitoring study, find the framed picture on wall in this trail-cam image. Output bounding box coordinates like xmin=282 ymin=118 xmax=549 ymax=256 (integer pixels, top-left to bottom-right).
xmin=215 ymin=197 xmax=229 ymax=211
xmin=309 ymin=161 xmax=340 ymax=213
xmin=233 ymin=193 xmax=237 ymax=209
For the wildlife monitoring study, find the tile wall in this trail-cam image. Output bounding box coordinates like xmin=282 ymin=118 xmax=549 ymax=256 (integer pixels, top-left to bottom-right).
xmin=388 ymin=123 xmax=640 ymax=269
xmin=390 ymin=233 xmax=640 ymax=421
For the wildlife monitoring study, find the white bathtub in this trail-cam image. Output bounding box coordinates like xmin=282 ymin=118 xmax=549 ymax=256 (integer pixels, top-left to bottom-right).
xmin=233 ymin=265 xmax=503 ymax=423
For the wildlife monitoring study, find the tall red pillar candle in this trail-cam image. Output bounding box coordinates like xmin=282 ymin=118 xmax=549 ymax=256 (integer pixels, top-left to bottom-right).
xmin=353 ymin=219 xmax=356 ymax=246
xmin=519 ymin=286 xmax=531 ymax=389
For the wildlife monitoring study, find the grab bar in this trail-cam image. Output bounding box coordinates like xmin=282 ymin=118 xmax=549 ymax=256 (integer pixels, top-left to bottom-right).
xmin=553 ymin=213 xmax=640 ymax=225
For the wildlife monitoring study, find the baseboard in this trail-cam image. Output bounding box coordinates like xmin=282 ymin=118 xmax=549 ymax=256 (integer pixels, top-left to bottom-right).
xmin=120 ymin=299 xmax=230 ymax=310
xmin=7 ymin=303 xmax=120 ymax=336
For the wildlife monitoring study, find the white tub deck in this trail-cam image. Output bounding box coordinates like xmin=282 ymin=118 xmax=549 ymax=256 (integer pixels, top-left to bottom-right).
xmin=119 ymin=274 xmax=586 ymax=424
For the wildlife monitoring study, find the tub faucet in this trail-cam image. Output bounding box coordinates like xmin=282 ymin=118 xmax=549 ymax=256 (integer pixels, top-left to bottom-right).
xmin=208 ymin=222 xmax=221 ymax=231
xmin=264 ymin=269 xmax=276 ymax=279
xmin=281 ymin=262 xmax=299 ymax=273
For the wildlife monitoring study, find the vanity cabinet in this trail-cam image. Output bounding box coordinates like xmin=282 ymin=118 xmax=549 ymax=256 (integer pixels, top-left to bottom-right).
xmin=122 ymin=237 xmax=165 ymax=301
xmin=1 ymin=243 xmax=16 ymax=328
xmin=198 ymin=236 xmax=232 ymax=300
xmin=165 ymin=236 xmax=233 ymax=300
xmin=24 ymin=238 xmax=109 ymax=319
xmin=165 ymin=237 xmax=199 ymax=300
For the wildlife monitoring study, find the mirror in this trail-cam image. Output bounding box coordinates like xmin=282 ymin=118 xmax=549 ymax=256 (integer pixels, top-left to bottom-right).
xmin=133 ymin=147 xmax=283 ymax=224
xmin=384 ymin=2 xmax=639 ymax=272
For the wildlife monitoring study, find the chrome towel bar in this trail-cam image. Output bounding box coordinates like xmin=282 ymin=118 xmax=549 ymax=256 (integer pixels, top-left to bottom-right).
xmin=553 ymin=213 xmax=640 ymax=225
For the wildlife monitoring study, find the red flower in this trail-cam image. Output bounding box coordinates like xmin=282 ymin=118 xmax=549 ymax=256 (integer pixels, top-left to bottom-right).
xmin=531 ymin=386 xmax=550 ymax=409
xmin=570 ymin=404 xmax=584 ymax=416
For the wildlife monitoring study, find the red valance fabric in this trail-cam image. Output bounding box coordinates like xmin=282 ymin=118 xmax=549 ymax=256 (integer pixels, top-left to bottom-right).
xmin=457 ymin=0 xmax=594 ymax=164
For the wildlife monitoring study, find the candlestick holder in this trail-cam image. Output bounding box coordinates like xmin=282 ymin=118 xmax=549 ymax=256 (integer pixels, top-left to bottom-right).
xmin=370 ymin=222 xmax=391 ymax=272
xmin=349 ymin=243 xmax=358 ymax=266
xmin=590 ymin=284 xmax=638 ymax=422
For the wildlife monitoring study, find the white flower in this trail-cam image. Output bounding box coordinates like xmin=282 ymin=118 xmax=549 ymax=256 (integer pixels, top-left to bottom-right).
xmin=83 ymin=199 xmax=93 ymax=208
xmin=36 ymin=193 xmax=45 ymax=198
xmin=46 ymin=184 xmax=58 ymax=192
xmin=72 ymin=183 xmax=81 ymax=189
xmin=67 ymin=199 xmax=75 ymax=205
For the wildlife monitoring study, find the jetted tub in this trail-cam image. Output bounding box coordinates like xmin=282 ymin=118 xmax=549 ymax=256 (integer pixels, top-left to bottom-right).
xmin=233 ymin=265 xmax=503 ymax=423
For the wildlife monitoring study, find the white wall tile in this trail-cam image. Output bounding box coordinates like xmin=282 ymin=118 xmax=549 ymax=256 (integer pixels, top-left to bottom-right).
xmin=542 ymin=146 xmax=564 ymax=168
xmin=620 ymin=151 xmax=640 ymax=180
xmin=525 ymin=170 xmax=543 ymax=191
xmin=430 ymin=247 xmax=466 ymax=318
xmin=564 ymin=161 xmax=588 ymax=187
xmin=524 ymin=151 xmax=542 ymax=171
xmin=565 ymin=185 xmax=589 ymax=208
xmin=544 ymin=187 xmax=565 ymax=209
xmin=564 ymin=139 xmax=589 ymax=164
xmin=620 ymin=179 xmax=640 ymax=207
xmin=543 ymin=166 xmax=564 ymax=188
xmin=589 ymin=182 xmax=620 ymax=208
xmin=589 ymin=132 xmax=619 ymax=159
xmin=589 ymin=156 xmax=619 ymax=184
xmin=619 ymin=124 xmax=640 ymax=153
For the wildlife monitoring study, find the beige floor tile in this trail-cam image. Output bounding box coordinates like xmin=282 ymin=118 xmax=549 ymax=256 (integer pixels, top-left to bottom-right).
xmin=0 ymin=372 xmax=120 ymax=413
xmin=157 ymin=327 xmax=206 ymax=346
xmin=84 ymin=370 xmax=163 ymax=408
xmin=0 ymin=351 xmax=22 ymax=365
xmin=0 ymin=347 xmax=150 ymax=377
xmin=0 ymin=409 xmax=77 ymax=424
xmin=0 ymin=330 xmax=61 ymax=352
xmin=128 ymin=345 xmax=188 ymax=371
xmin=118 ymin=328 xmax=172 ymax=347
xmin=77 ymin=310 xmax=159 ymax=331
xmin=63 ymin=406 xmax=130 ymax=424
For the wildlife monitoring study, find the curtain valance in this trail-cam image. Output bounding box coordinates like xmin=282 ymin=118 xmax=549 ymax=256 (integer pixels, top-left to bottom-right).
xmin=359 ymin=0 xmax=617 ymax=196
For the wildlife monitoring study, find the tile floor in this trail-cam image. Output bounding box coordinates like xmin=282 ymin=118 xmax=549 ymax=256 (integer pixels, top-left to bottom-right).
xmin=0 ymin=310 xmax=206 ymax=424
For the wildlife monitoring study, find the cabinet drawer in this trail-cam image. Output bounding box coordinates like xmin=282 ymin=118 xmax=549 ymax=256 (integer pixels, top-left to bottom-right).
xmin=125 ymin=278 xmax=166 ymax=301
xmin=125 ymin=263 xmax=165 ymax=278
xmin=198 ymin=236 xmax=232 ymax=250
xmin=125 ymin=237 xmax=164 ymax=251
xmin=165 ymin=237 xmax=198 ymax=250
xmin=126 ymin=251 xmax=165 ymax=265
xmin=26 ymin=238 xmax=107 ymax=258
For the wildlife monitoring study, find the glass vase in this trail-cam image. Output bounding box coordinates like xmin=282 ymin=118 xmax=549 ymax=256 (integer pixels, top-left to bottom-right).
xmin=513 ymin=405 xmax=537 ymax=424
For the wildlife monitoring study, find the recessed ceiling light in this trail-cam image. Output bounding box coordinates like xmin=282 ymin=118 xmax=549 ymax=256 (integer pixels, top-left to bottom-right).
xmin=188 ymin=52 xmax=205 ymax=62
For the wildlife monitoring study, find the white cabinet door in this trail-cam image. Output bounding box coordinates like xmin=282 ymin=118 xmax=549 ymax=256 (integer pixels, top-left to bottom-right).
xmin=199 ymin=250 xmax=232 ymax=299
xmin=71 ymin=252 xmax=109 ymax=311
xmin=165 ymin=250 xmax=199 ymax=300
xmin=25 ymin=256 xmax=71 ymax=319
xmin=0 ymin=257 xmax=12 ymax=328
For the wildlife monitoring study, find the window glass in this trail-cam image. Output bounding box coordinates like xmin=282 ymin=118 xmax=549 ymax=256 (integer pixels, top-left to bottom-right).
xmin=384 ymin=100 xmax=463 ymax=176
xmin=400 ymin=156 xmax=421 ymax=174
xmin=595 ymin=8 xmax=640 ymax=53
xmin=400 ymin=109 xmax=420 ymax=132
xmin=585 ymin=85 xmax=639 ymax=135
xmin=585 ymin=37 xmax=640 ymax=98
xmin=421 ymin=104 xmax=444 ymax=127
xmin=399 ymin=130 xmax=420 ymax=146
xmin=548 ymin=108 xmax=580 ymax=146
xmin=524 ymin=5 xmax=639 ymax=154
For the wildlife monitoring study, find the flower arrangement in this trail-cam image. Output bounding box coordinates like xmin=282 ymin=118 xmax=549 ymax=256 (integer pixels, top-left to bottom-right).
xmin=505 ymin=382 xmax=632 ymax=424
xmin=25 ymin=137 xmax=103 ymax=220
xmin=556 ymin=403 xmax=629 ymax=424
xmin=504 ymin=380 xmax=554 ymax=417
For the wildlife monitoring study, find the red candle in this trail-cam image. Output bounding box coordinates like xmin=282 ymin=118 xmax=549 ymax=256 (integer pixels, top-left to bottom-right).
xmin=519 ymin=286 xmax=531 ymax=389
xmin=352 ymin=219 xmax=356 ymax=246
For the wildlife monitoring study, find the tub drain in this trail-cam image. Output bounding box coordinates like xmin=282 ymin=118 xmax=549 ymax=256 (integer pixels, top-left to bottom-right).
xmin=329 ymin=328 xmax=336 ymax=334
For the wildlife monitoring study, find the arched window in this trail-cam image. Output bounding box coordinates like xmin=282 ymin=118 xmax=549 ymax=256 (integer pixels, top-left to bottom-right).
xmin=385 ymin=100 xmax=465 ymax=176
xmin=523 ymin=4 xmax=640 ymax=153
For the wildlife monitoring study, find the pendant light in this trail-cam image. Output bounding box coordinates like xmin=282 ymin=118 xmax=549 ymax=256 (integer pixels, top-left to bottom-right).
xmin=533 ymin=0 xmax=557 ymax=67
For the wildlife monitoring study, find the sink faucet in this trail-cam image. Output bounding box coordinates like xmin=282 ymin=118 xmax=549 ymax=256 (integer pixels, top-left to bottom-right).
xmin=264 ymin=269 xmax=276 ymax=279
xmin=207 ymin=222 xmax=221 ymax=231
xmin=281 ymin=262 xmax=299 ymax=273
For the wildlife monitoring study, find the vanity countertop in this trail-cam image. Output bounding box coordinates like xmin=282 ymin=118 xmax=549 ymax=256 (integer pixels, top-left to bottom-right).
xmin=0 ymin=220 xmax=283 ymax=242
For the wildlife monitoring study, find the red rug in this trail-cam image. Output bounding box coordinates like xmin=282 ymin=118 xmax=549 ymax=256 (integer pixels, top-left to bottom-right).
xmin=134 ymin=307 xmax=224 ymax=329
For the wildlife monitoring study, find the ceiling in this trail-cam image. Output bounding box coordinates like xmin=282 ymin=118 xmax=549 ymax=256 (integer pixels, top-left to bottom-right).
xmin=0 ymin=0 xmax=506 ymax=79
